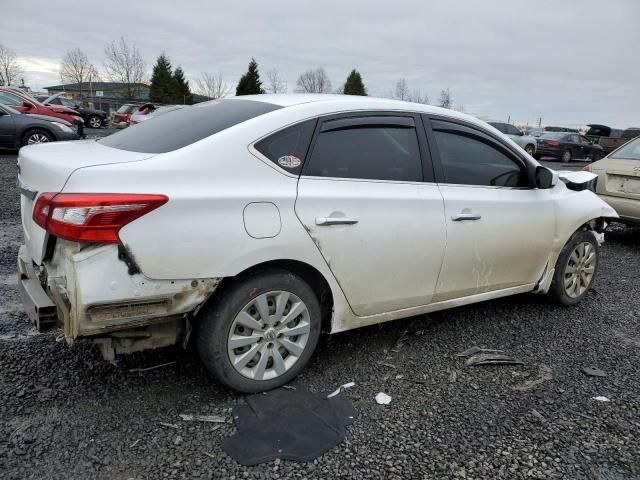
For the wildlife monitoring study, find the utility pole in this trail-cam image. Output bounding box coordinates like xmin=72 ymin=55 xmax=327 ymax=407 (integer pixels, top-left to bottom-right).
xmin=538 ymin=117 xmax=542 ymax=128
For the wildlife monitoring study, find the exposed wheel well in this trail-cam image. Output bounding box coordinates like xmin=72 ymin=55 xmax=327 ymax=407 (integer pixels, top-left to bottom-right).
xmin=211 ymin=260 xmax=334 ymax=332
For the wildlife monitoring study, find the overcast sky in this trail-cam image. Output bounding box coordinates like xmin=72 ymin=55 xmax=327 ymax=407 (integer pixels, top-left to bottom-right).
xmin=3 ymin=0 xmax=639 ymax=127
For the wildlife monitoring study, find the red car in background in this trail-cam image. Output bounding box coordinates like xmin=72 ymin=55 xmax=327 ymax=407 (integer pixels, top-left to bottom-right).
xmin=0 ymin=87 xmax=84 ymax=136
xmin=112 ymin=103 xmax=148 ymax=127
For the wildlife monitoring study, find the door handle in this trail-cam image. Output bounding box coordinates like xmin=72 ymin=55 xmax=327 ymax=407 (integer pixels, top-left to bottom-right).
xmin=451 ymin=213 xmax=481 ymax=221
xmin=316 ymin=217 xmax=359 ymax=226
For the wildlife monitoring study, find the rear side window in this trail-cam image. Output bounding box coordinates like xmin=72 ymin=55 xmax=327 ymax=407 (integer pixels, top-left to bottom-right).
xmin=433 ymin=130 xmax=526 ymax=187
xmin=100 ymin=99 xmax=282 ymax=153
xmin=255 ymin=120 xmax=316 ymax=174
xmin=305 ymin=125 xmax=422 ymax=182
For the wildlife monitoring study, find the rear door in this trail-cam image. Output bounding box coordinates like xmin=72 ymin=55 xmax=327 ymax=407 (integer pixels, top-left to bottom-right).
xmin=424 ymin=116 xmax=554 ymax=301
xmin=295 ymin=113 xmax=447 ymax=316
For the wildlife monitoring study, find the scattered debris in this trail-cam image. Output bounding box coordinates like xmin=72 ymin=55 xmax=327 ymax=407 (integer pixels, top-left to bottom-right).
xmin=377 ymin=362 xmax=397 ymax=369
xmin=457 ymin=346 xmax=504 ymax=357
xmin=179 ymin=414 xmax=226 ymax=423
xmin=513 ymin=366 xmax=552 ymax=392
xmin=465 ymin=353 xmax=524 ymax=367
xmin=448 ymin=370 xmax=457 ymax=383
xmin=375 ymin=392 xmax=392 ymax=405
xmin=530 ymin=409 xmax=545 ymax=421
xmin=224 ymin=386 xmax=357 ymax=465
xmin=129 ymin=361 xmax=176 ymax=373
xmin=173 ymin=435 xmax=183 ymax=445
xmin=202 ymin=451 xmax=216 ymax=459
xmin=327 ymin=381 xmax=355 ymax=398
xmin=391 ymin=330 xmax=409 ymax=352
xmin=158 ymin=422 xmax=179 ymax=429
xmin=129 ymin=439 xmax=141 ymax=448
xmin=282 ymin=385 xmax=296 ymax=390
xmin=581 ymin=366 xmax=606 ymax=377
xmin=592 ymin=396 xmax=610 ymax=402
xmin=395 ymin=374 xmax=404 ymax=380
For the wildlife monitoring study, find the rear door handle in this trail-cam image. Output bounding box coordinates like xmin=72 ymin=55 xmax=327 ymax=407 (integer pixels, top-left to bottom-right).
xmin=451 ymin=213 xmax=481 ymax=221
xmin=316 ymin=217 xmax=359 ymax=226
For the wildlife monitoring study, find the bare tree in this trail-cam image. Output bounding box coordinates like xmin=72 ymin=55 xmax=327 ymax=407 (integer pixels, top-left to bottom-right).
xmin=394 ymin=78 xmax=409 ymax=100
xmin=60 ymin=48 xmax=99 ymax=98
xmin=194 ymin=72 xmax=232 ymax=100
xmin=266 ymin=69 xmax=287 ymax=94
xmin=0 ymin=43 xmax=21 ymax=86
xmin=295 ymin=67 xmax=332 ymax=93
xmin=408 ymin=89 xmax=429 ymax=104
xmin=438 ymin=88 xmax=453 ymax=109
xmin=103 ymin=37 xmax=147 ymax=99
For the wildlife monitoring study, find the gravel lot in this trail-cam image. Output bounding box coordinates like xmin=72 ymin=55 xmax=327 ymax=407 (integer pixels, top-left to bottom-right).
xmin=1 ymin=146 xmax=639 ymax=479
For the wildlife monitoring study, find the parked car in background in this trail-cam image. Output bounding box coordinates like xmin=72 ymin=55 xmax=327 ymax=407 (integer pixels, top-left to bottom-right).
xmin=586 ymin=136 xmax=640 ymax=225
xmin=16 ymin=94 xmax=617 ymax=392
xmin=35 ymin=93 xmax=108 ymax=128
xmin=535 ymin=132 xmax=604 ymax=162
xmin=586 ymin=124 xmax=640 ymax=155
xmin=128 ymin=105 xmax=186 ymax=126
xmin=112 ymin=103 xmax=145 ymax=127
xmin=0 ymin=104 xmax=79 ymax=148
xmin=489 ymin=122 xmax=537 ymax=156
xmin=0 ymin=87 xmax=84 ymax=136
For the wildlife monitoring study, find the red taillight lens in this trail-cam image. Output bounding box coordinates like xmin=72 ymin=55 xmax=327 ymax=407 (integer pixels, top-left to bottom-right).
xmin=582 ymin=165 xmax=591 ymax=172
xmin=32 ymin=193 xmax=168 ymax=243
xmin=547 ymin=140 xmax=560 ymax=147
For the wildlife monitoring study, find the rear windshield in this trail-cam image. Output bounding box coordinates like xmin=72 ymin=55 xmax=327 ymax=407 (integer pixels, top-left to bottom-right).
xmin=100 ymin=99 xmax=282 ymax=153
xmin=610 ymin=137 xmax=640 ymax=160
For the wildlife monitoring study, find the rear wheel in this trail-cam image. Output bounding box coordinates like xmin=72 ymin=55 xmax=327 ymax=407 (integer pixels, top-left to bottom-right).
xmin=87 ymin=115 xmax=103 ymax=128
xmin=524 ymin=144 xmax=535 ymax=156
xmin=561 ymin=149 xmax=572 ymax=163
xmin=21 ymin=129 xmax=53 ymax=146
xmin=548 ymin=230 xmax=598 ymax=305
xmin=197 ymin=269 xmax=321 ymax=392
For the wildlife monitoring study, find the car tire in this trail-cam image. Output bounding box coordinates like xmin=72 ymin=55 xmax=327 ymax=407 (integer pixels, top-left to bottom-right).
xmin=197 ymin=269 xmax=322 ymax=393
xmin=561 ymin=149 xmax=572 ymax=163
xmin=548 ymin=230 xmax=599 ymax=306
xmin=21 ymin=129 xmax=53 ymax=146
xmin=533 ymin=153 xmax=542 ymax=160
xmin=87 ymin=115 xmax=103 ymax=128
xmin=524 ymin=144 xmax=535 ymax=156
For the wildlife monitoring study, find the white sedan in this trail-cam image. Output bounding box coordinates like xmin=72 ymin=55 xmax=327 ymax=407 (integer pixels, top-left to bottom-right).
xmin=17 ymin=95 xmax=617 ymax=392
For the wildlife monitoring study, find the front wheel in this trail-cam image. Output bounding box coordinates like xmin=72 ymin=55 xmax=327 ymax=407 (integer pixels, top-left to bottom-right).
xmin=21 ymin=129 xmax=53 ymax=146
xmin=87 ymin=115 xmax=103 ymax=128
xmin=524 ymin=144 xmax=535 ymax=156
xmin=548 ymin=230 xmax=599 ymax=305
xmin=197 ymin=269 xmax=321 ymax=392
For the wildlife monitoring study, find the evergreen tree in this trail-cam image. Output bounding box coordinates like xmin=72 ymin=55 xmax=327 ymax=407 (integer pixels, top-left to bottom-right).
xmin=149 ymin=54 xmax=175 ymax=103
xmin=173 ymin=67 xmax=193 ymax=104
xmin=236 ymin=58 xmax=265 ymax=95
xmin=343 ymin=69 xmax=367 ymax=96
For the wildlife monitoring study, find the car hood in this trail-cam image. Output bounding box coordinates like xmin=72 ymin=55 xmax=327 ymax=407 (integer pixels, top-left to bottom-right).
xmin=25 ymin=113 xmax=73 ymax=126
xmin=46 ymin=104 xmax=80 ymax=115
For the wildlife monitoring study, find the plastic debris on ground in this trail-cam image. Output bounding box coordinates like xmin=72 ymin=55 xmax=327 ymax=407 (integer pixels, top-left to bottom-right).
xmin=375 ymin=392 xmax=392 ymax=405
xmin=457 ymin=346 xmax=504 ymax=357
xmin=465 ymin=353 xmax=524 ymax=366
xmin=581 ymin=366 xmax=606 ymax=377
xmin=179 ymin=414 xmax=226 ymax=423
xmin=592 ymin=396 xmax=611 ymax=402
xmin=327 ymin=381 xmax=355 ymax=398
xmin=223 ymin=385 xmax=357 ymax=465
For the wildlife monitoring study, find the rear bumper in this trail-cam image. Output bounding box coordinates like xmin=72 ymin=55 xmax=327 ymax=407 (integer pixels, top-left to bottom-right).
xmin=17 ymin=245 xmax=57 ymax=331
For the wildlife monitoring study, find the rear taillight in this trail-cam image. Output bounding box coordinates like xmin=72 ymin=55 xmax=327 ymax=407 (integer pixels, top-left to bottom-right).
xmin=33 ymin=193 xmax=168 ymax=243
xmin=547 ymin=140 xmax=560 ymax=147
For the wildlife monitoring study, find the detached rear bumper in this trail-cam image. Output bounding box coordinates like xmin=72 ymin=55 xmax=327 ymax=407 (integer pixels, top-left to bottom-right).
xmin=17 ymin=245 xmax=57 ymax=331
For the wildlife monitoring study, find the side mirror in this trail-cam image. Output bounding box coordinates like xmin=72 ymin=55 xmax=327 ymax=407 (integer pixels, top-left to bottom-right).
xmin=22 ymin=101 xmax=34 ymax=109
xmin=535 ymin=166 xmax=558 ymax=189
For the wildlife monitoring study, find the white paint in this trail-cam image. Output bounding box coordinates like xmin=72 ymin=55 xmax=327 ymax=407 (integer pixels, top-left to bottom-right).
xmin=243 ymin=202 xmax=281 ymax=239
xmin=327 ymin=381 xmax=356 ymax=398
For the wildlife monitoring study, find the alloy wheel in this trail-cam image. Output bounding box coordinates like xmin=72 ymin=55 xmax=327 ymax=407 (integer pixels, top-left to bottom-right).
xmin=89 ymin=116 xmax=102 ymax=128
xmin=227 ymin=290 xmax=311 ymax=381
xmin=562 ymin=150 xmax=571 ymax=163
xmin=27 ymin=133 xmax=50 ymax=144
xmin=525 ymin=145 xmax=535 ymax=156
xmin=563 ymin=241 xmax=596 ymax=298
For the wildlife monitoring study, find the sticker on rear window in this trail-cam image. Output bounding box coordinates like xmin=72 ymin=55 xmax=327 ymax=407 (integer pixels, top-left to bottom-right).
xmin=277 ymin=155 xmax=302 ymax=169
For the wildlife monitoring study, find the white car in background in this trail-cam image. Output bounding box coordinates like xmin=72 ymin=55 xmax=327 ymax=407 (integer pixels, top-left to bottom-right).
xmin=489 ymin=122 xmax=538 ymax=156
xmin=17 ymin=95 xmax=617 ymax=392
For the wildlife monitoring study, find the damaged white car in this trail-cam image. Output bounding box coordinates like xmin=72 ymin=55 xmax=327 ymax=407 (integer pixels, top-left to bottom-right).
xmin=17 ymin=95 xmax=617 ymax=392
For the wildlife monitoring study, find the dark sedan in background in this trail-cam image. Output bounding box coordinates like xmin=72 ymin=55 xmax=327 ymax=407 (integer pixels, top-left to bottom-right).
xmin=534 ymin=132 xmax=604 ymax=162
xmin=35 ymin=94 xmax=108 ymax=128
xmin=0 ymin=104 xmax=79 ymax=149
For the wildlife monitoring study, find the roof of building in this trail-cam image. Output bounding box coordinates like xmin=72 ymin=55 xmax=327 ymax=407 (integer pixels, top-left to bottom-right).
xmin=44 ymin=82 xmax=149 ymax=91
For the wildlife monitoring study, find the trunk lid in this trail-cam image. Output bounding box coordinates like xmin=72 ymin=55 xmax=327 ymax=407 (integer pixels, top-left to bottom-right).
xmin=593 ymin=158 xmax=640 ymax=199
xmin=18 ymin=140 xmax=155 ymax=264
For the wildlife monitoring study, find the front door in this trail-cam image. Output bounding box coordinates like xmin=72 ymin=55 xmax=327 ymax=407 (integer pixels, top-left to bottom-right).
xmin=295 ymin=114 xmax=447 ymax=316
xmin=425 ymin=117 xmax=555 ymax=301
xmin=0 ymin=109 xmax=15 ymax=147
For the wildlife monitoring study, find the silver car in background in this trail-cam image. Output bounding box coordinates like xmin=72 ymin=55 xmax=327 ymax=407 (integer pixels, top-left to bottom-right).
xmin=489 ymin=122 xmax=538 ymax=156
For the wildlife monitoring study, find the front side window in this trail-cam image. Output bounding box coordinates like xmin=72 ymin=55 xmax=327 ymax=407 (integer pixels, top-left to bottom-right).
xmin=305 ymin=124 xmax=422 ymax=182
xmin=505 ymin=124 xmax=522 ymax=136
xmin=433 ymin=129 xmax=527 ymax=187
xmin=255 ymin=120 xmax=315 ymax=174
xmin=59 ymin=98 xmax=77 ymax=107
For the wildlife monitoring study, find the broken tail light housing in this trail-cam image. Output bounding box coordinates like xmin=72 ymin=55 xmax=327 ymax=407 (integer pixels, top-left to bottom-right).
xmin=33 ymin=193 xmax=168 ymax=243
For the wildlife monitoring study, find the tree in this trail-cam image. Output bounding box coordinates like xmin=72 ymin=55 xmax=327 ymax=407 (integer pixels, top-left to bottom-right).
xmin=149 ymin=54 xmax=175 ymax=103
xmin=0 ymin=43 xmax=21 ymax=86
xmin=394 ymin=78 xmax=409 ymax=100
xmin=408 ymin=89 xmax=428 ymax=104
xmin=438 ymin=88 xmax=453 ymax=109
xmin=236 ymin=58 xmax=264 ymax=95
xmin=103 ymin=37 xmax=147 ymax=99
xmin=173 ymin=67 xmax=193 ymax=104
xmin=295 ymin=67 xmax=332 ymax=93
xmin=194 ymin=71 xmax=232 ymax=100
xmin=59 ymin=48 xmax=97 ymax=98
xmin=343 ymin=69 xmax=366 ymax=96
xmin=266 ymin=69 xmax=287 ymax=94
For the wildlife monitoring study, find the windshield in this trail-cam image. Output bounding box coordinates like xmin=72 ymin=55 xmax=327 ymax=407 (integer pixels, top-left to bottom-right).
xmin=100 ymin=99 xmax=282 ymax=153
xmin=610 ymin=137 xmax=640 ymax=160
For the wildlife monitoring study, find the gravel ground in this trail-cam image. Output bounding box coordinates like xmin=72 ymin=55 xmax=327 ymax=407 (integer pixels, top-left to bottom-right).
xmin=1 ymin=150 xmax=639 ymax=480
